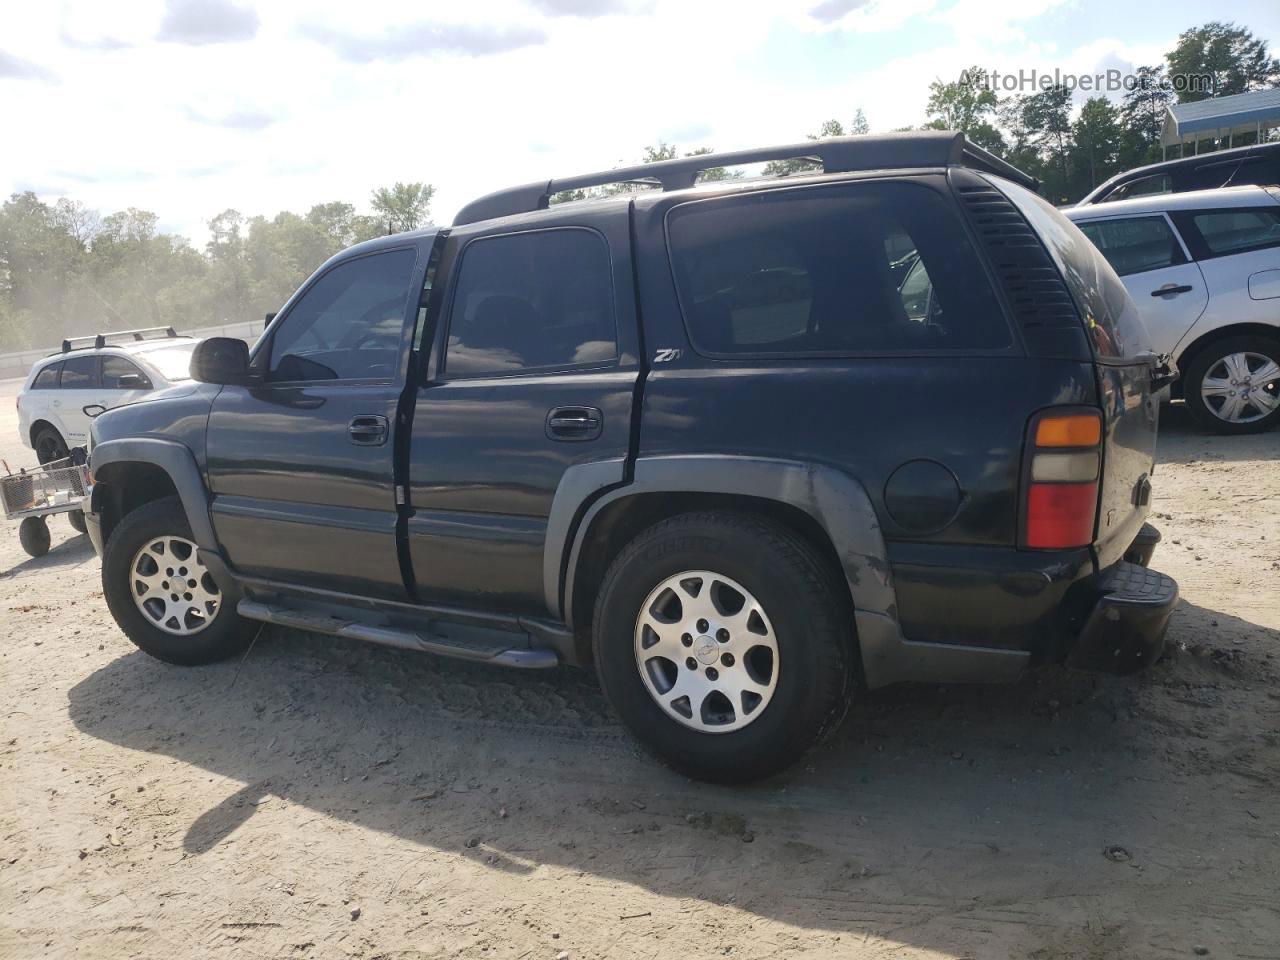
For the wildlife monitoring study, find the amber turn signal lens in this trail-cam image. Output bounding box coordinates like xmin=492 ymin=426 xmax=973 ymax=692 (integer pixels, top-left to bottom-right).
xmin=1035 ymin=413 xmax=1101 ymax=448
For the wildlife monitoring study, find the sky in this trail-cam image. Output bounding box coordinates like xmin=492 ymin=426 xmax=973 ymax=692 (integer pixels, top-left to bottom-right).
xmin=1 ymin=0 xmax=1277 ymax=244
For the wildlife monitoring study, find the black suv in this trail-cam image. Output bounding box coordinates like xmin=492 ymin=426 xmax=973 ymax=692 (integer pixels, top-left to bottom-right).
xmin=85 ymin=132 xmax=1179 ymax=783
xmin=1077 ymin=141 xmax=1280 ymax=205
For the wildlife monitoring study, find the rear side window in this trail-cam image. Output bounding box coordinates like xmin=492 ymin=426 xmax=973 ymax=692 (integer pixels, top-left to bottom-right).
xmin=444 ymin=228 xmax=617 ymax=378
xmin=1179 ymin=208 xmax=1280 ymax=258
xmin=269 ymin=248 xmax=416 ymax=381
xmin=59 ymin=355 xmax=100 ymax=388
xmin=666 ymin=180 xmax=1012 ymax=355
xmin=1075 ymin=217 xmax=1187 ymax=276
xmin=31 ymin=362 xmax=61 ymax=388
xmin=1103 ymin=174 xmax=1171 ymax=203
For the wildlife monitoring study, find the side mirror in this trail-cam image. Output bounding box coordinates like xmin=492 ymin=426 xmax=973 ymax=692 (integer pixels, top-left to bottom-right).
xmin=190 ymin=337 xmax=251 ymax=385
xmin=82 ymin=404 xmax=107 ymax=419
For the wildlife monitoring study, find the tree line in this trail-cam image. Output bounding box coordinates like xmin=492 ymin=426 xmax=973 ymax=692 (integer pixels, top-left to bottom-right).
xmin=1 ymin=20 xmax=1276 ymax=354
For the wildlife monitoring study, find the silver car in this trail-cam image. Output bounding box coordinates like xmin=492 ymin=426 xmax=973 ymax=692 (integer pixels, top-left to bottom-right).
xmin=1065 ymin=185 xmax=1280 ymax=433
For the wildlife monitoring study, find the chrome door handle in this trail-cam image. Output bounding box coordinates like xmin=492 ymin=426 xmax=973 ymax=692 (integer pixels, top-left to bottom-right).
xmin=348 ymin=415 xmax=389 ymax=446
xmin=545 ymin=406 xmax=603 ymax=441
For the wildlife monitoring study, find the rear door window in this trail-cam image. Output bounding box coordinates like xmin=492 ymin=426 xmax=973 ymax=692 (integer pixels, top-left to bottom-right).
xmin=1176 ymin=207 xmax=1280 ymax=259
xmin=31 ymin=362 xmax=61 ymax=388
xmin=59 ymin=355 xmax=100 ymax=388
xmin=665 ymin=180 xmax=1012 ymax=356
xmin=1075 ymin=217 xmax=1188 ymax=276
xmin=443 ymin=228 xmax=617 ymax=378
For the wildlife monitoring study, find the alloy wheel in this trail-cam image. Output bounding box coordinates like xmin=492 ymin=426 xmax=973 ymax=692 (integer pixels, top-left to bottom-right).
xmin=633 ymin=570 xmax=779 ymax=733
xmin=1200 ymin=351 xmax=1280 ymax=425
xmin=130 ymin=536 xmax=221 ymax=636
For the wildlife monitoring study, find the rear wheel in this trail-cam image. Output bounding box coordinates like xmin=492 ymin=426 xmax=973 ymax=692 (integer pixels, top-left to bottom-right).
xmin=102 ymin=497 xmax=254 ymax=665
xmin=34 ymin=426 xmax=68 ymax=465
xmin=593 ymin=512 xmax=853 ymax=783
xmin=1182 ymin=335 xmax=1280 ymax=434
xmin=68 ymin=510 xmax=87 ymax=534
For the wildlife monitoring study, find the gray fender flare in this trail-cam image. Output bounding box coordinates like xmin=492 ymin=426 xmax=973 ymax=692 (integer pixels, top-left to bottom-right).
xmin=548 ymin=454 xmax=1027 ymax=688
xmin=89 ymin=438 xmax=218 ymax=551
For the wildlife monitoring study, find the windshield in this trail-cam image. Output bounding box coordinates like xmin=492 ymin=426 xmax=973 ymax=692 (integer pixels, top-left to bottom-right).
xmin=138 ymin=343 xmax=198 ymax=382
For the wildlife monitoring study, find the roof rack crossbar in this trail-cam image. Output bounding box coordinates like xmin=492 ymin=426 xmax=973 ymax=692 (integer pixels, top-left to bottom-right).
xmin=61 ymin=326 xmax=178 ymax=353
xmin=453 ymin=131 xmax=1038 ymax=226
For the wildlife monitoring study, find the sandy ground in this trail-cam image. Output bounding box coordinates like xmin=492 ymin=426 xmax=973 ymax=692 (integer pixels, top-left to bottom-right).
xmin=1 ymin=379 xmax=1277 ymax=960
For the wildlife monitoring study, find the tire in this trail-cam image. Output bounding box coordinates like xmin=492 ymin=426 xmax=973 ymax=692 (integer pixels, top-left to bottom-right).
xmin=102 ymin=496 xmax=254 ymax=666
xmin=18 ymin=517 xmax=50 ymax=557
xmin=592 ymin=512 xmax=853 ymax=784
xmin=68 ymin=509 xmax=87 ymax=534
xmin=1182 ymin=334 xmax=1280 ymax=434
xmin=33 ymin=426 xmax=68 ymax=465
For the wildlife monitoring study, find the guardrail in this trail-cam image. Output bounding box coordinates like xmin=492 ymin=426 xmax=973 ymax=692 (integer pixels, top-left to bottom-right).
xmin=0 ymin=319 xmax=263 ymax=381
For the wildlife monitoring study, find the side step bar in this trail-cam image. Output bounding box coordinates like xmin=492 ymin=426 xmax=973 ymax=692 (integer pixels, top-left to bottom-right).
xmin=237 ymin=600 xmax=560 ymax=669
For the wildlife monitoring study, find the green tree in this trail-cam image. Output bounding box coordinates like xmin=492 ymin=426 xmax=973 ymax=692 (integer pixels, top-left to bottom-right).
xmin=369 ymin=182 xmax=435 ymax=233
xmin=1018 ymin=85 xmax=1074 ymax=202
xmin=1070 ymin=97 xmax=1124 ymax=194
xmin=923 ymin=66 xmax=1005 ymax=153
xmin=1167 ymin=21 xmax=1280 ymax=102
xmin=1119 ymin=65 xmax=1174 ymax=167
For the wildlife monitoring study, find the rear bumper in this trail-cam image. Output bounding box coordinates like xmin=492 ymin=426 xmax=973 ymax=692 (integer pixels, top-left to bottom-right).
xmin=1067 ymin=560 xmax=1178 ymax=674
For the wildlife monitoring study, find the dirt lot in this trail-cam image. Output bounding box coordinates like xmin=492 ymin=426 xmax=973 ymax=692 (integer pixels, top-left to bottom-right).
xmin=1 ymin=380 xmax=1277 ymax=960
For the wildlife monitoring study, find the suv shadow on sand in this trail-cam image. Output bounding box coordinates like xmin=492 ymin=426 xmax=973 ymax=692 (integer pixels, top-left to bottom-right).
xmin=66 ymin=593 xmax=1280 ymax=958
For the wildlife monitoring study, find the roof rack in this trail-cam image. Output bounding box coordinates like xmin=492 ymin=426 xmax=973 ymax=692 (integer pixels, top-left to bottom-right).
xmin=453 ymin=131 xmax=1039 ymax=226
xmin=61 ymin=326 xmax=179 ymax=354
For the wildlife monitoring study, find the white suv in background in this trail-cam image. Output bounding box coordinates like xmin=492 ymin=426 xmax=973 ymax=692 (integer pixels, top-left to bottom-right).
xmin=1065 ymin=186 xmax=1280 ymax=434
xmin=17 ymin=328 xmax=201 ymax=462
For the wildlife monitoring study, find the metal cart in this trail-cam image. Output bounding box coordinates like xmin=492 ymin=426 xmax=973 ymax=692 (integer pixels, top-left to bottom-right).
xmin=1 ymin=449 xmax=90 ymax=557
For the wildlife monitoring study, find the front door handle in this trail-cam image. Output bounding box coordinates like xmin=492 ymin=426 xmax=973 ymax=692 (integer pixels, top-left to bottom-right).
xmin=1151 ymin=284 xmax=1193 ymax=297
xmin=546 ymin=406 xmax=603 ymax=441
xmin=348 ymin=415 xmax=389 ymax=446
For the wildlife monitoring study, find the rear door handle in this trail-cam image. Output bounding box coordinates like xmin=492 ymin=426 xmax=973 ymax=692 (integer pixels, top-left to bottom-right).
xmin=1151 ymin=284 xmax=1193 ymax=297
xmin=546 ymin=406 xmax=603 ymax=441
xmin=348 ymin=415 xmax=389 ymax=446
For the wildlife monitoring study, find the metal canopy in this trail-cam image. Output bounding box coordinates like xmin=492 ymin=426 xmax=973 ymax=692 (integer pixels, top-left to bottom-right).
xmin=1161 ymin=89 xmax=1280 ymax=149
xmin=452 ymin=131 xmax=1039 ymax=226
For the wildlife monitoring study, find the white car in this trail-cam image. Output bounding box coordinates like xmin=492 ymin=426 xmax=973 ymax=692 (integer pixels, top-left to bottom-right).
xmin=17 ymin=328 xmax=201 ymax=462
xmin=1065 ymin=186 xmax=1280 ymax=433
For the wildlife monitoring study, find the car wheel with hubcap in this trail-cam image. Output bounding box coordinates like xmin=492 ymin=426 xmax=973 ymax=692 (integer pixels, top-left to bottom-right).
xmin=102 ymin=496 xmax=254 ymax=665
xmin=1183 ymin=335 xmax=1280 ymax=434
xmin=594 ymin=512 xmax=853 ymax=783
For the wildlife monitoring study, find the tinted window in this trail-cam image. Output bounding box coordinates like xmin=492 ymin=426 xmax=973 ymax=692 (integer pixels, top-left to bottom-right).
xmin=102 ymin=356 xmax=153 ymax=389
xmin=666 ymin=181 xmax=1012 ymax=355
xmin=31 ymin=362 xmax=61 ymax=389
xmin=998 ymin=177 xmax=1152 ymax=360
xmin=1075 ymin=217 xmax=1187 ymax=276
xmin=269 ymin=248 xmax=416 ymax=381
xmin=59 ymin=355 xmax=100 ymax=388
xmin=1189 ymin=208 xmax=1280 ymax=257
xmin=1104 ymin=174 xmax=1172 ymax=203
xmin=444 ymin=228 xmax=616 ymax=378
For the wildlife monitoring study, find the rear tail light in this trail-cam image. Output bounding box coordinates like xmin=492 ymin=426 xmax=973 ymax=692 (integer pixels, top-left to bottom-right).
xmin=1022 ymin=409 xmax=1102 ymax=549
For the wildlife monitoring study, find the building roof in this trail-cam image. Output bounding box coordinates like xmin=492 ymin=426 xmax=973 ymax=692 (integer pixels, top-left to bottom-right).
xmin=1162 ymin=88 xmax=1280 ymax=145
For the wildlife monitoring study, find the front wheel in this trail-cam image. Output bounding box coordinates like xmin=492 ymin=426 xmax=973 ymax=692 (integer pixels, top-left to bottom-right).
xmin=102 ymin=497 xmax=254 ymax=665
xmin=1182 ymin=335 xmax=1280 ymax=434
xmin=593 ymin=512 xmax=853 ymax=783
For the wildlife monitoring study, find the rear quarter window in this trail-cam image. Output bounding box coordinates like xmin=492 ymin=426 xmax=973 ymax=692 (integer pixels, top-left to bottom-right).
xmin=995 ymin=177 xmax=1152 ymax=360
xmin=665 ymin=180 xmax=1013 ymax=357
xmin=1174 ymin=207 xmax=1280 ymax=259
xmin=31 ymin=362 xmax=61 ymax=388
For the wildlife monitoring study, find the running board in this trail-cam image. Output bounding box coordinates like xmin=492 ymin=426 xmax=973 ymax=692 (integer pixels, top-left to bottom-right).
xmin=237 ymin=600 xmax=559 ymax=669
